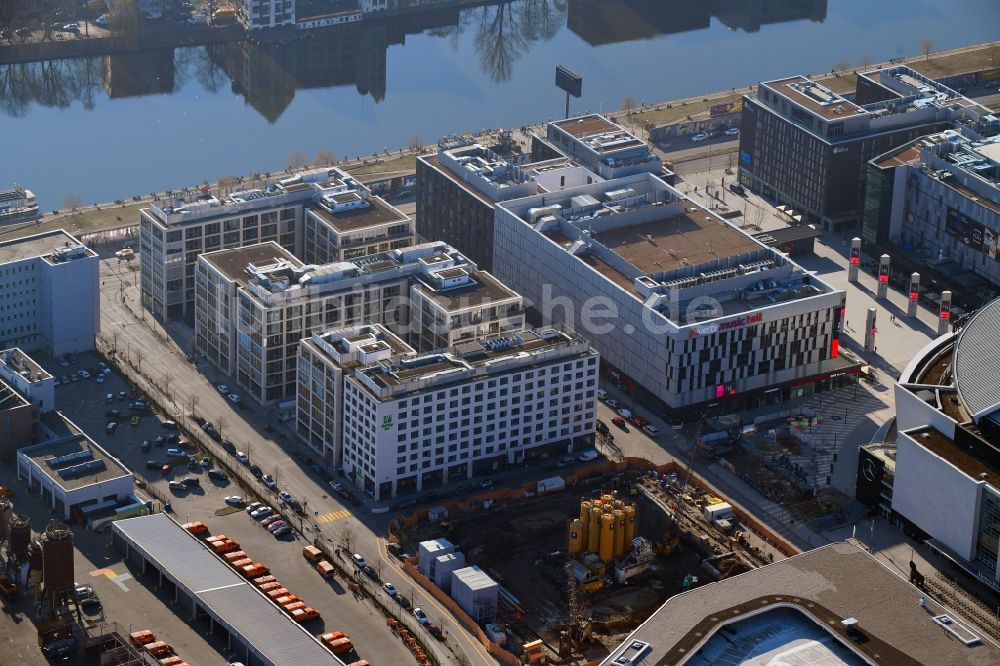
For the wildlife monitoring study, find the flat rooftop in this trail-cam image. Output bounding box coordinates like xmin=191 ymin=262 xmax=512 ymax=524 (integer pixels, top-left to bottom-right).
xmin=307 ymin=196 xmax=409 ymax=233
xmin=597 ymin=209 xmax=760 ymax=276
xmin=605 ymin=541 xmax=1000 ymax=666
xmin=0 ymin=380 xmax=29 ymax=411
xmin=113 ymin=513 xmax=342 ymax=666
xmin=415 ymin=270 xmax=520 ymax=311
xmin=0 ymin=347 xmax=51 ymax=382
xmin=20 ymin=433 xmax=132 ymax=491
xmin=874 ymin=142 xmax=922 ymax=168
xmin=553 ymin=114 xmax=620 ymax=138
xmin=906 ymin=426 xmax=1000 ymax=488
xmin=0 ymin=229 xmax=93 ymax=264
xmin=765 ymin=76 xmax=865 ymax=120
xmin=201 ymin=242 xmax=301 ymax=285
xmin=421 ymin=154 xmax=495 ymax=206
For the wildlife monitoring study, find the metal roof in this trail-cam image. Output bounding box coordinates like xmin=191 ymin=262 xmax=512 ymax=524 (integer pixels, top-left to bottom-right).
xmin=953 ymin=297 xmax=1000 ymax=420
xmin=113 ymin=514 xmax=340 ymax=666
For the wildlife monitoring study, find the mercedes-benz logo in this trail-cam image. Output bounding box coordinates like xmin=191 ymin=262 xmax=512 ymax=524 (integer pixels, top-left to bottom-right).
xmin=863 ymin=459 xmax=877 ymax=483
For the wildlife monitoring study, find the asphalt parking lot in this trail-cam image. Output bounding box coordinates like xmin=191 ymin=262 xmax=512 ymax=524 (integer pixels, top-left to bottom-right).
xmin=163 ymin=487 xmax=419 ymax=665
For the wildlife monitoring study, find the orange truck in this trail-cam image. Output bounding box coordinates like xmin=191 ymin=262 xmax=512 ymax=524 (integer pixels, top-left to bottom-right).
xmin=241 ymin=563 xmax=269 ymax=578
xmin=316 ymin=561 xmax=335 ymax=578
xmin=144 ymin=641 xmax=172 ymax=657
xmin=259 ymin=581 xmax=282 ymax=592
xmin=274 ymin=594 xmax=300 ymax=606
xmin=183 ymin=521 xmax=207 ymax=535
xmin=283 ymin=601 xmax=306 ymax=613
xmin=253 ymin=575 xmax=276 ymax=586
xmin=159 ymin=657 xmax=184 ymax=665
xmin=223 ymin=551 xmax=248 ymax=563
xmin=303 ymin=545 xmax=322 ymax=561
xmin=129 ymin=630 xmax=155 ymax=646
xmin=291 ymin=607 xmax=319 ymax=623
xmin=266 ymin=588 xmax=290 ymax=600
xmin=230 ymin=558 xmax=253 ymax=569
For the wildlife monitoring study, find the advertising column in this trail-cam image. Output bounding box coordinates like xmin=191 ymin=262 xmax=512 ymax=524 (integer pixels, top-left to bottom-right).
xmin=848 ymin=238 xmax=861 ymax=283
xmin=876 ymin=254 xmax=890 ymax=300
xmin=938 ymin=290 xmax=952 ymax=335
xmin=907 ymin=273 xmax=920 ymax=318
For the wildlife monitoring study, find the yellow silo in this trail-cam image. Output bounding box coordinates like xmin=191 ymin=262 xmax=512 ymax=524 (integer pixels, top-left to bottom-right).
xmin=613 ymin=499 xmax=624 ymax=511
xmin=579 ymin=500 xmax=592 ymax=547
xmin=624 ymin=504 xmax=637 ymax=545
xmin=588 ymin=506 xmax=602 ymax=553
xmin=612 ymin=510 xmax=626 ymax=557
xmin=599 ymin=513 xmax=615 ymax=561
xmin=568 ymin=519 xmax=585 ymax=557
xmin=601 ymin=494 xmax=614 ymax=504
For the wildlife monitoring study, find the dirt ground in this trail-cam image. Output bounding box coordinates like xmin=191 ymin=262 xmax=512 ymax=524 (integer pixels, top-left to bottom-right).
xmin=398 ymin=474 xmax=725 ymax=662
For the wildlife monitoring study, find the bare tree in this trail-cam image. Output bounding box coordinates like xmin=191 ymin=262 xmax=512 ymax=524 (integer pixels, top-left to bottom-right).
xmin=858 ymin=54 xmax=872 ymax=69
xmin=218 ymin=176 xmax=238 ymax=195
xmin=216 ymin=415 xmax=229 ymax=440
xmin=62 ymin=194 xmax=83 ymax=210
xmin=621 ymin=96 xmax=636 ymax=115
xmin=162 ymin=373 xmax=174 ymax=401
xmin=133 ymin=347 xmax=143 ymax=371
xmin=313 ymin=150 xmax=336 ymax=167
xmin=287 ymin=152 xmax=308 ymax=170
xmin=188 ymin=393 xmax=200 ymax=417
xmin=919 ymin=38 xmax=933 ymax=60
xmin=407 ymin=135 xmax=423 ymax=153
xmin=111 ymin=331 xmax=120 ymax=353
xmin=338 ymin=526 xmax=356 ymax=553
xmin=834 ymin=60 xmax=851 ymax=74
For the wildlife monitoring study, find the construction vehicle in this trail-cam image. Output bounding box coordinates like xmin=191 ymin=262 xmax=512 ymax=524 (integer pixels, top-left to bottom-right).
xmin=656 ymin=532 xmax=680 ymax=556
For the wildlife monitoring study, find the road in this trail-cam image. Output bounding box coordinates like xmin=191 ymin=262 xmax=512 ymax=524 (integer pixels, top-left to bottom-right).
xmin=96 ymin=254 xmax=490 ymax=665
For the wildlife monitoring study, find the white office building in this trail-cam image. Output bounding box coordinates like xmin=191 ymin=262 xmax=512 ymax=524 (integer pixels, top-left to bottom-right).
xmin=140 ymin=166 xmax=404 ymax=322
xmin=0 ymin=230 xmax=99 ymax=356
xmin=237 ymin=0 xmax=296 ymax=30
xmin=196 ymin=241 xmax=522 ymax=404
xmin=302 ymin=191 xmax=413 ymax=264
xmin=297 ymin=324 xmax=415 ymax=467
xmin=494 ymin=172 xmax=855 ymax=416
xmin=341 ymin=327 xmax=598 ymax=500
xmin=883 ymin=297 xmax=1000 ymax=586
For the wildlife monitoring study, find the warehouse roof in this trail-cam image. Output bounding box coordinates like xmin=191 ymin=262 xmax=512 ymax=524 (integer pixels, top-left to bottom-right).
xmin=113 ymin=514 xmax=341 ymax=666
xmin=20 ymin=432 xmax=132 ymax=492
xmin=602 ymin=541 xmax=1000 ymax=666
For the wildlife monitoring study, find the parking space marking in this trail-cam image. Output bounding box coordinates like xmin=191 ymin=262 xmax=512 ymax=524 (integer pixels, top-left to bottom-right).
xmin=89 ymin=568 xmax=132 ymax=592
xmin=317 ymin=509 xmax=351 ymax=524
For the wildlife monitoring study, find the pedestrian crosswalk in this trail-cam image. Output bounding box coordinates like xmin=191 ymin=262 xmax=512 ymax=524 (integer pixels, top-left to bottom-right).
xmin=317 ymin=509 xmax=351 ymax=524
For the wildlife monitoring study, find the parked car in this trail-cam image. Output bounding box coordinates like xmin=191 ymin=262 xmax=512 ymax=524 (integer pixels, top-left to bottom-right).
xmin=201 ymin=458 xmax=213 ymax=469
xmin=272 ymin=525 xmax=291 ymax=537
xmin=78 ymin=370 xmax=91 ymax=379
xmin=228 ymin=393 xmax=241 ymax=404
xmin=154 ymin=435 xmax=165 ymax=446
xmin=261 ymin=515 xmax=281 ymax=527
xmin=595 ymin=419 xmax=609 ymax=435
xmin=604 ymin=399 xmax=620 ymax=409
xmin=165 ymin=448 xmax=188 ymax=458
xmin=413 ymin=608 xmax=429 ymax=625
xmin=95 ymin=375 xmax=106 ymax=385
xmin=289 ymin=499 xmax=303 ymax=515
xmin=245 ymin=502 xmax=263 ymax=514
xmin=395 ymin=594 xmax=411 ymax=609
xmin=225 ymin=495 xmax=244 ymax=506
xmin=249 ymin=464 xmax=263 ymax=479
xmin=250 ymin=506 xmax=272 ymax=520
xmin=141 ymin=440 xmax=151 ymax=452
xmin=267 ymin=520 xmax=287 ymax=533
xmin=596 ymin=388 xmax=607 ymax=400
xmin=263 ymin=474 xmax=277 ymax=490
xmin=642 ymin=424 xmax=660 ymax=436
xmin=145 ymin=460 xmax=160 ymax=470
xmin=105 ymin=422 xmax=118 ymax=435
xmin=328 ymin=480 xmax=343 ymax=492
xmin=611 ymin=416 xmax=629 ymax=430
xmin=278 ymin=490 xmax=293 ymax=504
xmin=690 ymin=132 xmax=708 ymax=142
xmin=222 ymin=440 xmax=237 ymax=454
xmin=352 ymin=553 xmax=366 ymax=568
xmin=118 ymin=391 xmax=128 ymax=400
xmin=161 ymin=420 xmax=178 ymax=430
xmin=168 ymin=481 xmax=187 ymax=491
xmin=104 ymin=409 xmax=121 ymax=419
xmin=725 ymin=127 xmax=740 ymax=136
xmin=383 ymin=582 xmax=398 ymax=597
xmin=128 ymin=400 xmax=149 ymax=411
xmin=556 ymin=456 xmax=575 ymax=468
xmin=217 ymin=384 xmax=229 ymax=394
xmin=106 ymin=393 xmax=114 ymax=403
xmin=181 ymin=477 xmax=200 ymax=487
xmin=629 ymin=414 xmax=650 ymax=428
xmin=208 ymin=469 xmax=228 ymax=482
xmin=74 ymin=583 xmax=94 ymax=600
xmin=616 ymin=408 xmax=632 ymax=418
xmin=236 ymin=452 xmax=249 ymax=464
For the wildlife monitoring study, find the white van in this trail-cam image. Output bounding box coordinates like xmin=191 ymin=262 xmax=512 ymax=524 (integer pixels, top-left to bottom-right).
xmin=578 ymin=450 xmax=599 ymax=462
xmin=596 ymin=388 xmax=607 ymax=401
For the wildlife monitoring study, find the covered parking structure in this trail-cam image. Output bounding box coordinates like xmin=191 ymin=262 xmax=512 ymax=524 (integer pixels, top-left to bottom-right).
xmin=112 ymin=513 xmax=342 ymax=666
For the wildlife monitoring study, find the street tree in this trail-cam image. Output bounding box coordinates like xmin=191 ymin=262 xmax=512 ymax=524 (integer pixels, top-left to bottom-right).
xmin=339 ymin=526 xmax=356 ymax=552
xmin=287 ymin=152 xmax=308 ymax=170
xmin=621 ymin=96 xmax=636 ymax=115
xmin=313 ymin=150 xmax=336 ymax=167
xmin=62 ymin=194 xmax=83 ymax=210
xmin=408 ymin=134 xmax=423 ymax=153
xmin=920 ymin=38 xmax=934 ymax=60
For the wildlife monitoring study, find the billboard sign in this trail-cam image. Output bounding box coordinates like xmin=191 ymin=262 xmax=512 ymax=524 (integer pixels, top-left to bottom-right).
xmin=555 ymin=66 xmax=582 ymax=98
xmin=945 ymin=208 xmax=1000 ymax=260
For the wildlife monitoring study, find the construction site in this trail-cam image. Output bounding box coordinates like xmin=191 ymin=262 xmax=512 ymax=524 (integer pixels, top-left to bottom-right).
xmin=391 ymin=463 xmax=776 ymax=664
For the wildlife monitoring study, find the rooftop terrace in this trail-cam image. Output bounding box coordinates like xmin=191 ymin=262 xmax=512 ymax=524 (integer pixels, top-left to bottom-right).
xmin=200 ymin=242 xmax=302 ymax=285
xmin=308 ymin=194 xmax=409 ymax=233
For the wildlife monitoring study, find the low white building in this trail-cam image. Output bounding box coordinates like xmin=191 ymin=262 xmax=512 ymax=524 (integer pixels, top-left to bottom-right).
xmin=342 ymin=327 xmax=598 ymax=500
xmin=451 ymin=565 xmax=498 ymax=623
xmin=17 ymin=428 xmax=134 ymax=520
xmin=237 ymin=0 xmax=296 ymax=30
xmin=0 ymin=230 xmax=99 ymax=356
xmin=0 ymin=347 xmax=55 ymax=413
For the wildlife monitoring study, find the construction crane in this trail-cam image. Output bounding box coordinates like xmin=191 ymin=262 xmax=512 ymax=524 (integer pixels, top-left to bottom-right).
xmin=682 ymin=416 xmax=705 ymax=493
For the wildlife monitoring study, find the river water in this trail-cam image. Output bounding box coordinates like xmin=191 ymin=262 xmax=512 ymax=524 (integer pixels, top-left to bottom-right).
xmin=1 ymin=0 xmax=997 ymax=210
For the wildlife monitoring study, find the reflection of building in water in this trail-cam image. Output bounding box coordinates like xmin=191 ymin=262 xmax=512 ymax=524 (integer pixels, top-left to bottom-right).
xmin=102 ymin=49 xmax=175 ymax=99
xmin=567 ymin=0 xmax=827 ymax=45
xmin=210 ymin=6 xmax=460 ymax=121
